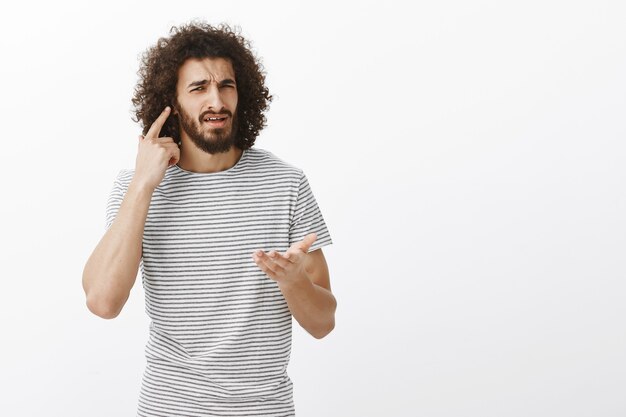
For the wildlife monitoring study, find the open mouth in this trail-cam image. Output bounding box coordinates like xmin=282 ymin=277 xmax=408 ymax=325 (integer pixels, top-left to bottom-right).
xmin=203 ymin=115 xmax=228 ymax=128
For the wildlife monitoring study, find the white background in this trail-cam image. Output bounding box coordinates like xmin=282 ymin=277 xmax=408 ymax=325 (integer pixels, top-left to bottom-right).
xmin=0 ymin=0 xmax=624 ymax=416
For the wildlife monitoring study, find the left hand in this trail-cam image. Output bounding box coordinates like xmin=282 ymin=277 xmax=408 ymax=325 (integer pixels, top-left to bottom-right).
xmin=252 ymin=233 xmax=317 ymax=284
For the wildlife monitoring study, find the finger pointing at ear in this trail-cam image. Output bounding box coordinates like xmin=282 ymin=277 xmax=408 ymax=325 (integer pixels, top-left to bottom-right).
xmin=133 ymin=106 xmax=179 ymax=191
xmin=145 ymin=106 xmax=171 ymax=139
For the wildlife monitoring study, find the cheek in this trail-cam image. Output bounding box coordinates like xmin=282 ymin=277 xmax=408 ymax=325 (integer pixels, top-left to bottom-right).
xmin=227 ymin=91 xmax=238 ymax=110
xmin=174 ymin=100 xmax=188 ymax=115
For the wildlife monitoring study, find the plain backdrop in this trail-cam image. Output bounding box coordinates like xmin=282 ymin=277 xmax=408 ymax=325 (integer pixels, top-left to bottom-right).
xmin=0 ymin=1 xmax=624 ymax=416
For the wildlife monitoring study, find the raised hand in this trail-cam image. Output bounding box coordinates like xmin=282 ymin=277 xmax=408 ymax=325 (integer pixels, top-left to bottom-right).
xmin=252 ymin=233 xmax=318 ymax=285
xmin=133 ymin=106 xmax=181 ymax=190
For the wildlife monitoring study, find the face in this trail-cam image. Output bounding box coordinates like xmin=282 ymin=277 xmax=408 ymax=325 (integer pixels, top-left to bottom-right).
xmin=174 ymin=57 xmax=238 ymax=154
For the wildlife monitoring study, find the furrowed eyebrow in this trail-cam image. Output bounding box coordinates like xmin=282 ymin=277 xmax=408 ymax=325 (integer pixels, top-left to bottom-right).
xmin=187 ymin=79 xmax=236 ymax=89
xmin=219 ymin=78 xmax=236 ymax=87
xmin=187 ymin=80 xmax=209 ymax=88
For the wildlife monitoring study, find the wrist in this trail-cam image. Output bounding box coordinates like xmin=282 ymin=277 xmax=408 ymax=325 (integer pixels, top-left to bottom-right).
xmin=277 ymin=272 xmax=310 ymax=292
xmin=128 ymin=178 xmax=156 ymax=195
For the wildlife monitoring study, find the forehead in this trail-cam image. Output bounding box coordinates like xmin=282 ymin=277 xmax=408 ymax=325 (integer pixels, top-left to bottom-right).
xmin=177 ymin=57 xmax=235 ymax=86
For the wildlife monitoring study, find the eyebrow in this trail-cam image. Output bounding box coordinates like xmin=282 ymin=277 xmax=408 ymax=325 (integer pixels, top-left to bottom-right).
xmin=187 ymin=78 xmax=236 ymax=89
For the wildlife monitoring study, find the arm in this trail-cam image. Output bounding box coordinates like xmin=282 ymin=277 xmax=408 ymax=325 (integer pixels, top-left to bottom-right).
xmin=82 ymin=106 xmax=179 ymax=319
xmin=278 ymin=248 xmax=336 ymax=338
xmin=253 ymin=234 xmax=337 ymax=339
xmin=82 ymin=180 xmax=154 ymax=319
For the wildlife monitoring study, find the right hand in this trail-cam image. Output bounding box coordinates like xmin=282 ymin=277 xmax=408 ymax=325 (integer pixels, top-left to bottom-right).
xmin=132 ymin=106 xmax=180 ymax=191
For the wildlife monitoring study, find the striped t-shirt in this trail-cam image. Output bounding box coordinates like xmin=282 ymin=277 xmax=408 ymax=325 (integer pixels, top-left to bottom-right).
xmin=104 ymin=147 xmax=332 ymax=417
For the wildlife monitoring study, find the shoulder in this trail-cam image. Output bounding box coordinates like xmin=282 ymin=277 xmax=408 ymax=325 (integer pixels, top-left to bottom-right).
xmin=112 ymin=168 xmax=135 ymax=190
xmin=245 ymin=147 xmax=304 ymax=179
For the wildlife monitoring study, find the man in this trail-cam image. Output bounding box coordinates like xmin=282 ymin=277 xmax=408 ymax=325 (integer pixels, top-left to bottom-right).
xmin=82 ymin=22 xmax=336 ymax=417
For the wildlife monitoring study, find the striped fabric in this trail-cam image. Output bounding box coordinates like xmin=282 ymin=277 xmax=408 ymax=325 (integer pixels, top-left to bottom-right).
xmin=104 ymin=147 xmax=332 ymax=416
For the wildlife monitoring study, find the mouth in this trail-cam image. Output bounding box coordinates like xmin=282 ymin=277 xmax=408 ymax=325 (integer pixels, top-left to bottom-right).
xmin=202 ymin=114 xmax=229 ymax=128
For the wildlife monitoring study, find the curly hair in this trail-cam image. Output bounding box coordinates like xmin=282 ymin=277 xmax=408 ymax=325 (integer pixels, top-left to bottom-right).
xmin=131 ymin=21 xmax=272 ymax=149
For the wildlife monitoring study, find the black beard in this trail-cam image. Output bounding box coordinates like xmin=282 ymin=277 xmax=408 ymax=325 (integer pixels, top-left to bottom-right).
xmin=176 ymin=104 xmax=238 ymax=154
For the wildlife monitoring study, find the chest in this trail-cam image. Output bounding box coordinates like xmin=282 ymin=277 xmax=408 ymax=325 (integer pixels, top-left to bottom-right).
xmin=142 ymin=182 xmax=295 ymax=259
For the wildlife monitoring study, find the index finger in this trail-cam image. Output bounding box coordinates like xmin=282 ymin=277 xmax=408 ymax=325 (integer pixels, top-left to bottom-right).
xmin=145 ymin=106 xmax=171 ymax=139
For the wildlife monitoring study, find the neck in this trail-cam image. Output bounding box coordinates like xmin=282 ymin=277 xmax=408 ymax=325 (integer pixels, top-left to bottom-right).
xmin=176 ymin=141 xmax=243 ymax=173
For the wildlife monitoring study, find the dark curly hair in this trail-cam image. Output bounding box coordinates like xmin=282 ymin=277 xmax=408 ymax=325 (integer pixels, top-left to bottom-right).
xmin=131 ymin=21 xmax=272 ymax=149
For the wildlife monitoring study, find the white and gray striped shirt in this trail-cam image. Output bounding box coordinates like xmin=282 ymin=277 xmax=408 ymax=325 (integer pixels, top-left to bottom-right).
xmin=104 ymin=147 xmax=332 ymax=416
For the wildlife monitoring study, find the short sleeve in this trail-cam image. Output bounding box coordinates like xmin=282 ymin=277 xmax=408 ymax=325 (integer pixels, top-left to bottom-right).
xmin=104 ymin=169 xmax=129 ymax=231
xmin=289 ymin=172 xmax=333 ymax=252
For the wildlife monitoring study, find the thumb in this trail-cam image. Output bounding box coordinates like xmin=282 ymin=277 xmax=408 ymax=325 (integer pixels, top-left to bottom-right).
xmin=299 ymin=232 xmax=317 ymax=253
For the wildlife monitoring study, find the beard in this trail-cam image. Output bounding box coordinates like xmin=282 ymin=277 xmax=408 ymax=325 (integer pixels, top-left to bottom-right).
xmin=175 ymin=102 xmax=238 ymax=154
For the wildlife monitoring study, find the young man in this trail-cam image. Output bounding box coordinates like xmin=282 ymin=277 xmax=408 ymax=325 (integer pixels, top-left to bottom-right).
xmin=82 ymin=22 xmax=336 ymax=416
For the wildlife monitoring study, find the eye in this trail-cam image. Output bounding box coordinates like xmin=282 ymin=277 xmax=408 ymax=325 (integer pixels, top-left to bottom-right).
xmin=191 ymin=86 xmax=204 ymax=92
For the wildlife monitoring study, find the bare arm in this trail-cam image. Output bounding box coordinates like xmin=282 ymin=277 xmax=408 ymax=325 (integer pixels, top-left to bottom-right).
xmin=253 ymin=234 xmax=337 ymax=339
xmin=82 ymin=106 xmax=179 ymax=319
xmin=82 ymin=180 xmax=154 ymax=319
xmin=277 ymin=248 xmax=336 ymax=339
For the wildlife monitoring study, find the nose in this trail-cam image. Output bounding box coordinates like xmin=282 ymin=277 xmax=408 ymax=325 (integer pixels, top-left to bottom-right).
xmin=204 ymin=83 xmax=225 ymax=111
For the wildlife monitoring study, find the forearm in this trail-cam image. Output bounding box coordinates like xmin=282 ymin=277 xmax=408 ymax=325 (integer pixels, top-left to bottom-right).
xmin=278 ymin=275 xmax=337 ymax=339
xmin=82 ymin=180 xmax=153 ymax=319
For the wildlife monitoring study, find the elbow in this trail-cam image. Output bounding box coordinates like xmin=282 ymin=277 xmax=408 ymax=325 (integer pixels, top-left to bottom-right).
xmin=312 ymin=297 xmax=337 ymax=339
xmin=83 ymin=268 xmax=128 ymax=319
xmin=312 ymin=319 xmax=335 ymax=339
xmin=311 ymin=309 xmax=336 ymax=339
xmin=85 ymin=292 xmax=123 ymax=320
